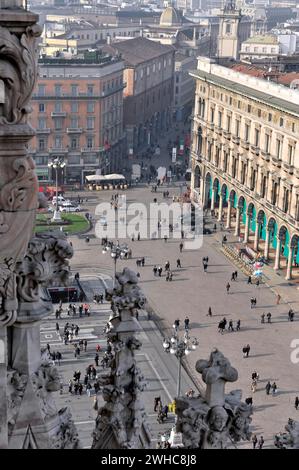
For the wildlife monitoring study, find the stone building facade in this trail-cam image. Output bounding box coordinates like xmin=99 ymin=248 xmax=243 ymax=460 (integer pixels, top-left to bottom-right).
xmin=103 ymin=37 xmax=175 ymax=156
xmin=190 ymin=57 xmax=299 ymax=280
xmin=29 ymin=53 xmax=125 ymax=184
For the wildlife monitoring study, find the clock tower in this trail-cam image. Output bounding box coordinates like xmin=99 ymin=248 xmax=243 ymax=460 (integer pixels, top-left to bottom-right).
xmin=218 ymin=0 xmax=242 ymax=60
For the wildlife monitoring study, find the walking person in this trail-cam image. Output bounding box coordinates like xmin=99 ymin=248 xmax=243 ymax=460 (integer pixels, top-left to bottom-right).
xmin=184 ymin=317 xmax=190 ymax=332
xmin=226 ymin=282 xmax=230 ymax=294
xmin=252 ymin=434 xmax=258 ymax=449
xmin=179 ymin=242 xmax=183 ymax=253
xmin=267 ymin=312 xmax=272 ymax=323
xmin=84 ymin=339 xmax=87 ymax=352
xmin=55 ymin=322 xmax=60 ymax=334
xmin=261 ymin=313 xmax=265 ymax=323
xmin=176 ymin=259 xmax=182 ymax=268
xmin=154 ymin=396 xmax=161 ymax=412
xmin=272 ymin=382 xmax=277 ymax=395
xmin=94 ymin=353 xmax=99 ymax=367
xmin=265 ymin=381 xmax=271 ymax=395
xmin=236 ymin=319 xmax=241 ymax=331
xmin=207 ymin=306 xmax=212 ymax=317
xmin=228 ymin=320 xmax=234 ymax=332
xmin=246 ymin=344 xmax=250 ymax=357
xmin=295 ymin=396 xmax=299 ymax=410
xmin=153 ymin=265 xmax=157 ymax=276
xmin=276 ymin=294 xmax=281 ymax=305
xmin=247 ymin=275 xmax=252 ymax=284
xmin=258 ymin=436 xmax=264 ymax=449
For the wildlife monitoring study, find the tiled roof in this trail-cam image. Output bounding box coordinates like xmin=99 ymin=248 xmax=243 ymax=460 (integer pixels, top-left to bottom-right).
xmin=101 ymin=37 xmax=174 ymax=66
xmin=243 ymin=34 xmax=278 ymax=45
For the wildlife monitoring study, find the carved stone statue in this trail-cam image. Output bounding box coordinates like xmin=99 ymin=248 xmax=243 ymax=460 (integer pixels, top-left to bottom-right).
xmin=92 ymin=268 xmax=151 ymax=449
xmin=176 ymin=349 xmax=253 ymax=449
xmin=275 ymin=418 xmax=299 ymax=449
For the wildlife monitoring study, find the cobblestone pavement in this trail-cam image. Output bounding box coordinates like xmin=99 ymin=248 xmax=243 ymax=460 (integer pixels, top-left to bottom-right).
xmin=61 ymin=179 xmax=299 ymax=449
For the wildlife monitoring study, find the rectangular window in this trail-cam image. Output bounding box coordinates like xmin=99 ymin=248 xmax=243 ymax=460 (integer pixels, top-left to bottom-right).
xmin=87 ymin=136 xmax=93 ymax=148
xmin=38 ymin=85 xmax=46 ymax=96
xmin=55 ymin=136 xmax=62 ymax=148
xmin=86 ymin=117 xmax=95 ymax=129
xmin=54 ymin=118 xmax=62 ymax=130
xmin=218 ymin=111 xmax=222 ymax=128
xmin=235 ymin=119 xmax=240 ymax=137
xmin=280 ymin=117 xmax=284 ymax=127
xmin=70 ymin=138 xmax=78 ymax=149
xmin=70 ymin=117 xmax=79 ymax=129
xmin=39 ymin=139 xmax=45 ymax=151
xmin=87 ymin=102 xmax=95 ymax=113
xmin=71 ymin=102 xmax=78 ymax=113
xmin=71 ymin=85 xmax=78 ymax=97
xmin=254 ymin=128 xmax=260 ymax=147
xmin=247 ymin=104 xmax=251 ymax=113
xmin=54 ymin=102 xmax=62 ymax=113
xmin=268 ymin=113 xmax=272 ymax=122
xmin=288 ymin=144 xmax=295 ymax=166
xmin=38 ymin=117 xmax=46 ymax=129
xmin=87 ymin=85 xmax=94 ymax=96
xmin=210 ymin=108 xmax=214 ymax=124
xmin=276 ymin=139 xmax=282 ymax=159
xmin=227 ymin=115 xmax=231 ymax=133
xmin=265 ymin=134 xmax=271 ymax=153
xmin=39 ymin=103 xmax=45 ymax=113
xmin=55 ymin=85 xmax=62 ymax=96
xmin=245 ymin=123 xmax=250 ymax=142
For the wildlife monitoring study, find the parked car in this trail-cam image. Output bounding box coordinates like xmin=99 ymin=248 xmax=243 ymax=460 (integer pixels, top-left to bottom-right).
xmin=59 ymin=202 xmax=81 ymax=213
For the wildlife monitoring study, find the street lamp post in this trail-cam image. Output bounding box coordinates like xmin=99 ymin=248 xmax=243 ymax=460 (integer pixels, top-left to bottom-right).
xmin=162 ymin=322 xmax=198 ymax=447
xmin=102 ymin=242 xmax=128 ymax=285
xmin=48 ymin=157 xmax=66 ymax=222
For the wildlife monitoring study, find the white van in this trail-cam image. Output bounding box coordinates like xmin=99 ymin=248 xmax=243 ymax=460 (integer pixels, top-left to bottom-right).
xmin=52 ymin=196 xmax=68 ymax=206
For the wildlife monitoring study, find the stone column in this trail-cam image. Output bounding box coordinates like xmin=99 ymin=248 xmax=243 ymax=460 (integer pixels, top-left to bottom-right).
xmin=243 ymin=214 xmax=250 ymax=244
xmin=264 ymin=229 xmax=270 ymax=260
xmin=285 ymin=245 xmax=293 ymax=281
xmin=254 ymin=219 xmax=260 ymax=251
xmin=234 ymin=207 xmax=241 ymax=237
xmin=225 ymin=199 xmax=232 ymax=229
xmin=0 ymin=5 xmax=41 ymax=449
xmin=274 ymin=237 xmax=282 ymax=270
xmin=211 ymin=188 xmax=215 ymax=211
xmin=218 ymin=195 xmax=223 ymax=222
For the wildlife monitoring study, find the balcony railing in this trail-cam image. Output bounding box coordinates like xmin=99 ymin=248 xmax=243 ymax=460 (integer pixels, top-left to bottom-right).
xmin=66 ymin=128 xmax=83 ymax=134
xmin=250 ymin=145 xmax=260 ymax=155
xmin=51 ymin=112 xmax=67 ymax=118
xmin=282 ymin=162 xmax=294 ymax=174
xmin=261 ymin=150 xmax=270 ymax=161
xmin=49 ymin=147 xmax=68 ymax=154
xmin=36 ymin=128 xmax=51 ymax=134
xmin=271 ymin=156 xmax=282 ymax=168
xmin=240 ymin=140 xmax=250 ymax=150
xmin=232 ymin=135 xmax=240 ymax=144
xmin=81 ymin=147 xmax=101 ymax=153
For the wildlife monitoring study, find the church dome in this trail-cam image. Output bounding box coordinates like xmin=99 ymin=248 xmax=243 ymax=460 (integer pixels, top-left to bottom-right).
xmin=159 ymin=6 xmax=182 ymax=27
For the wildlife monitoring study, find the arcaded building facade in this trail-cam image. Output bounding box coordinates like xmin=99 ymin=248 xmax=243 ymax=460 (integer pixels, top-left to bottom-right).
xmin=190 ymin=57 xmax=299 ymax=280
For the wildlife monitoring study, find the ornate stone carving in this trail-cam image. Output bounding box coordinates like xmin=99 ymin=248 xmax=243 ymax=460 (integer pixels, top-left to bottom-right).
xmin=176 ymin=349 xmax=253 ymax=449
xmin=275 ymin=418 xmax=299 ymax=449
xmin=92 ymin=268 xmax=151 ymax=449
xmin=15 ymin=232 xmax=73 ymax=320
xmin=51 ymin=408 xmax=80 ymax=449
xmin=0 ymin=22 xmax=42 ymax=125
